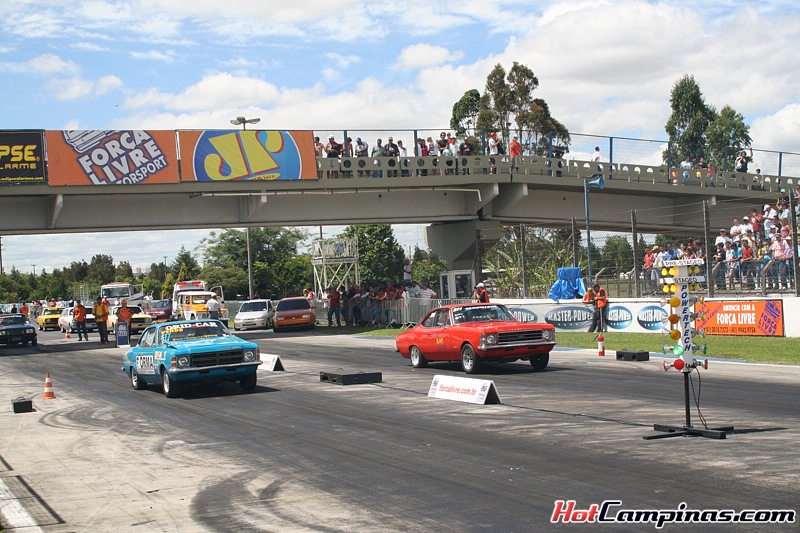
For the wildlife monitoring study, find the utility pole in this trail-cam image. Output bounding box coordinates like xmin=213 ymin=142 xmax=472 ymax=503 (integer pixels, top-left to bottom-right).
xmin=0 ymin=236 xmax=3 ymax=275
xmin=31 ymin=264 xmax=36 ymax=277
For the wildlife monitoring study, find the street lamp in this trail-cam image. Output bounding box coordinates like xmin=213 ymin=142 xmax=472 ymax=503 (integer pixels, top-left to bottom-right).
xmin=230 ymin=116 xmax=261 ymax=299
xmin=583 ymin=174 xmax=605 ymax=284
xmin=230 ymin=116 xmax=261 ymax=130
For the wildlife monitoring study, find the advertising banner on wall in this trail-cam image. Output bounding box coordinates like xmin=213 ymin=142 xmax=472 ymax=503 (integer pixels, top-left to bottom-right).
xmin=0 ymin=130 xmax=47 ymax=184
xmin=45 ymin=130 xmax=180 ymax=185
xmin=695 ymin=300 xmax=785 ymax=337
xmin=178 ymin=129 xmax=317 ymax=181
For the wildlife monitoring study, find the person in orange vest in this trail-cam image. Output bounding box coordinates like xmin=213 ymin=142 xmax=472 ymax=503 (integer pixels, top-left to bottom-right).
xmin=584 ymin=283 xmax=608 ymax=332
xmin=93 ymin=297 xmax=110 ymax=344
xmin=73 ymin=300 xmax=89 ymax=341
xmin=118 ymin=300 xmax=133 ymax=332
xmin=19 ymin=303 xmax=29 ymax=317
xmin=474 ymin=282 xmax=490 ymax=303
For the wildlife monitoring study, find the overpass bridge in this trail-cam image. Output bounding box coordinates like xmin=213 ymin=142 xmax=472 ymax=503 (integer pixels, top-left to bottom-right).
xmin=1 ymin=130 xmax=793 ymax=278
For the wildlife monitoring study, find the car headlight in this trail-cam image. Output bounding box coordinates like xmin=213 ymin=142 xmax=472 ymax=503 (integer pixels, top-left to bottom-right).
xmin=480 ymin=333 xmax=497 ymax=345
xmin=302 ymin=313 xmax=311 ymax=318
xmin=276 ymin=316 xmax=285 ymax=321
xmin=243 ymin=349 xmax=257 ymax=362
xmin=542 ymin=329 xmax=554 ymax=341
xmin=0 ymin=331 xmax=7 ymax=336
xmin=26 ymin=328 xmax=35 ymax=334
xmin=176 ymin=356 xmax=190 ymax=367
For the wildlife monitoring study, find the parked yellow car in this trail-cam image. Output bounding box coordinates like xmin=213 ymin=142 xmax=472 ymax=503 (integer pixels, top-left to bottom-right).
xmin=107 ymin=305 xmax=153 ymax=334
xmin=37 ymin=307 xmax=63 ymax=331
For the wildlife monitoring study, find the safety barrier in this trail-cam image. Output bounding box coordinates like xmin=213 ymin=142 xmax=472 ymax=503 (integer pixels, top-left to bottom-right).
xmin=317 ymin=155 xmax=791 ymax=193
xmin=314 ymin=297 xmax=474 ymax=326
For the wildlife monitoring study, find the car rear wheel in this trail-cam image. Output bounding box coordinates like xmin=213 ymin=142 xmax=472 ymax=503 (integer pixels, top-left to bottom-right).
xmin=131 ymin=368 xmax=147 ymax=390
xmin=461 ymin=344 xmax=482 ymax=374
xmin=410 ymin=346 xmax=428 ymax=368
xmin=530 ymin=353 xmax=549 ymax=372
xmin=162 ymin=370 xmax=180 ymax=398
xmin=240 ymin=373 xmax=257 ymax=392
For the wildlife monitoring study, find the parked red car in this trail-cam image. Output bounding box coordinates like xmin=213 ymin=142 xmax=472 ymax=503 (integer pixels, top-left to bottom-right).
xmin=395 ymin=303 xmax=556 ymax=374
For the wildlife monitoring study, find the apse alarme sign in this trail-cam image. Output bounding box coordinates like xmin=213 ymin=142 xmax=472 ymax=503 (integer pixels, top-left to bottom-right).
xmin=179 ymin=130 xmax=317 ymax=181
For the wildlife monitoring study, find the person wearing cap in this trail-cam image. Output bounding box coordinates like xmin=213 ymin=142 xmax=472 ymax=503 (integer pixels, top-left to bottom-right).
xmin=712 ymin=242 xmax=727 ymax=289
xmin=417 ymin=282 xmax=436 ymax=299
xmin=473 ymin=282 xmax=490 ymax=303
xmin=325 ymin=135 xmax=341 ymax=158
xmin=584 ymin=283 xmax=608 ymax=332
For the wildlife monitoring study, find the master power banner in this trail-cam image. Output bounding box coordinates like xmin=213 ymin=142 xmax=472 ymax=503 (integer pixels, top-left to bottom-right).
xmin=0 ymin=131 xmax=46 ymax=184
xmin=45 ymin=130 xmax=179 ymax=185
xmin=178 ymin=130 xmax=317 ymax=181
xmin=695 ymin=300 xmax=785 ymax=337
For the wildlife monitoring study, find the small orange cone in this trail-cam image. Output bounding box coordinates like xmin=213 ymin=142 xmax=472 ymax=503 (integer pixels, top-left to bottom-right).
xmin=42 ymin=373 xmax=56 ymax=400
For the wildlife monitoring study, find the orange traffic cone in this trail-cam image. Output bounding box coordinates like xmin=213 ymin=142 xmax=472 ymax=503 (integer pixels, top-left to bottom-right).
xmin=42 ymin=373 xmax=56 ymax=400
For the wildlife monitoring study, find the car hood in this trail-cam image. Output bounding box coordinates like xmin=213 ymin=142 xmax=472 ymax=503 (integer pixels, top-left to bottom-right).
xmin=235 ymin=311 xmax=270 ymax=319
xmin=162 ymin=336 xmax=257 ymax=352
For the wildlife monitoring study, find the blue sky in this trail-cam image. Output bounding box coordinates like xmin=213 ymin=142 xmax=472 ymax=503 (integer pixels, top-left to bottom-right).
xmin=2 ymin=0 xmax=800 ymax=273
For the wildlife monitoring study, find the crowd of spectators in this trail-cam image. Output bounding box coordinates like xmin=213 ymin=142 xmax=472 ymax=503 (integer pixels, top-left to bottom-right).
xmin=313 ymin=279 xmax=440 ymax=327
xmin=642 ymin=189 xmax=799 ymax=292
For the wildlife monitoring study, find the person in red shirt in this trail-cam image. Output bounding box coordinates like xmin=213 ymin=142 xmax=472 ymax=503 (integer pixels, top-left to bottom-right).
xmin=509 ymin=135 xmax=522 ymax=173
xmin=326 ymin=287 xmax=341 ymax=327
xmin=73 ymin=300 xmax=88 ymax=341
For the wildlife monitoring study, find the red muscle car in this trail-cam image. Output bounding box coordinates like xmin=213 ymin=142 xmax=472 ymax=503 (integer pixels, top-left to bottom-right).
xmin=395 ymin=303 xmax=556 ymax=374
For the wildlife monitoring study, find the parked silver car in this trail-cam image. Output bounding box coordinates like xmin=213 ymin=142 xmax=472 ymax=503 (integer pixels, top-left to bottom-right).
xmin=233 ymin=299 xmax=275 ymax=331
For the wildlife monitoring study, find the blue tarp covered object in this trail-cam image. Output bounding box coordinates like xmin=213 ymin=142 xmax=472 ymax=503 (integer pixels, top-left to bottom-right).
xmin=548 ymin=267 xmax=587 ymax=301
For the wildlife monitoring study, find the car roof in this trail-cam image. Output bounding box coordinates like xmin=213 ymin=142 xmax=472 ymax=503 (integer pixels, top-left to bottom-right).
xmin=279 ymin=296 xmax=306 ymax=301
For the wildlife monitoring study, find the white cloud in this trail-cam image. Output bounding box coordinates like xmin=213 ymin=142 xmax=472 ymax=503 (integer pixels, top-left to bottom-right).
xmin=396 ymin=44 xmax=463 ymax=70
xmin=130 ymin=50 xmax=178 ymax=63
xmin=5 ymin=54 xmax=81 ymax=75
xmin=45 ymin=75 xmax=124 ymax=100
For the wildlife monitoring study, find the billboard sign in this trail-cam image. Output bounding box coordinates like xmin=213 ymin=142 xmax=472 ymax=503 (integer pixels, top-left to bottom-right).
xmin=0 ymin=131 xmax=46 ymax=184
xmin=45 ymin=130 xmax=179 ymax=185
xmin=178 ymin=129 xmax=317 ymax=181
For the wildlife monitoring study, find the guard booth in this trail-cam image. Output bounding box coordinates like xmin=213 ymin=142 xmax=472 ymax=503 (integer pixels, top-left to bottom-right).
xmin=439 ymin=270 xmax=475 ymax=299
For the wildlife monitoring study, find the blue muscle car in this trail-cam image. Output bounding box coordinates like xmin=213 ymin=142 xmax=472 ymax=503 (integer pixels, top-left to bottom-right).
xmin=122 ymin=320 xmax=261 ymax=398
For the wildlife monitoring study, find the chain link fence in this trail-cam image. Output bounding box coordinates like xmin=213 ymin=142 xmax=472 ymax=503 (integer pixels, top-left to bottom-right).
xmin=479 ymin=191 xmax=799 ymax=300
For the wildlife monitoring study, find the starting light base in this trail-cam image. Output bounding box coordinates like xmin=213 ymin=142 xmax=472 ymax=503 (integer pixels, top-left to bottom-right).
xmin=644 ymin=424 xmax=735 ymax=440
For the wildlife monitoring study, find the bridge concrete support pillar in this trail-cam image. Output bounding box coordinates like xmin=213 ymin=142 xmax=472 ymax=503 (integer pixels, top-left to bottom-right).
xmin=425 ymin=220 xmax=502 ymax=286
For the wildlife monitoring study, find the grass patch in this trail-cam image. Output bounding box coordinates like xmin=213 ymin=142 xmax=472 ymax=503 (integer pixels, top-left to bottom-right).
xmin=338 ymin=326 xmax=800 ymax=365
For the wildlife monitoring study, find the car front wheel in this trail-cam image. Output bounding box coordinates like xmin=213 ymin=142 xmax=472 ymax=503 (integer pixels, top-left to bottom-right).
xmin=131 ymin=368 xmax=147 ymax=390
xmin=162 ymin=370 xmax=180 ymax=398
xmin=461 ymin=344 xmax=482 ymax=374
xmin=530 ymin=353 xmax=550 ymax=372
xmin=409 ymin=346 xmax=428 ymax=368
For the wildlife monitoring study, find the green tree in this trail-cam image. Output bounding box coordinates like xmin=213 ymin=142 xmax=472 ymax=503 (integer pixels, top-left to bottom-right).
xmin=172 ymin=246 xmax=200 ymax=279
xmin=87 ymin=254 xmax=115 ymax=284
xmin=410 ymin=247 xmax=448 ymax=287
xmin=664 ymin=74 xmax=715 ymax=166
xmin=705 ymin=104 xmax=752 ymax=171
xmin=600 ymin=236 xmax=634 ymax=276
xmin=340 ymin=225 xmax=404 ymax=286
xmin=116 ymin=261 xmax=134 ymax=280
xmin=449 ymin=89 xmax=481 ymax=138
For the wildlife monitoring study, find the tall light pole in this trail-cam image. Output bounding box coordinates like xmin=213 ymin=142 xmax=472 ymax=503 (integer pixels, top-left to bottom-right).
xmin=230 ymin=116 xmax=261 ymax=130
xmin=31 ymin=264 xmax=36 ymax=278
xmin=584 ymin=174 xmax=605 ymax=284
xmin=230 ymin=116 xmax=261 ymax=299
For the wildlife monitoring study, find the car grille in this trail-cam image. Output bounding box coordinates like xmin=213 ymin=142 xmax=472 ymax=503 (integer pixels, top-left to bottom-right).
xmin=498 ymin=330 xmax=544 ymax=344
xmin=192 ymin=349 xmax=244 ymax=368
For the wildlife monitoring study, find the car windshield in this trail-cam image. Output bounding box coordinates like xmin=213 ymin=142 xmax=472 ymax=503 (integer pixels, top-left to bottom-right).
xmin=452 ymin=305 xmax=516 ymax=324
xmin=276 ymin=299 xmax=309 ymax=311
xmin=0 ymin=316 xmax=26 ymax=326
xmin=151 ymin=300 xmax=170 ymax=309
xmin=44 ymin=308 xmax=61 ymax=316
xmin=126 ymin=306 xmax=143 ymax=314
xmin=160 ymin=321 xmax=228 ymax=342
xmin=240 ymin=301 xmax=268 ymax=312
